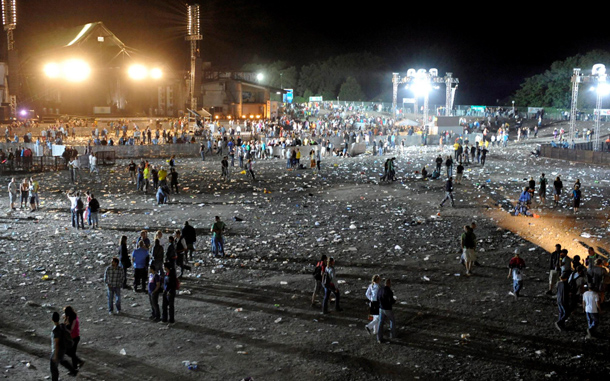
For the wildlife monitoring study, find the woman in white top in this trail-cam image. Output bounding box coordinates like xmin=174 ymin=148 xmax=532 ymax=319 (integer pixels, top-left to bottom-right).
xmin=365 ymin=274 xmax=381 ymax=335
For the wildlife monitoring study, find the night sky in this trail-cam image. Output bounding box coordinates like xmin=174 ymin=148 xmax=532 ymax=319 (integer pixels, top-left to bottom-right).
xmin=13 ymin=0 xmax=610 ymax=105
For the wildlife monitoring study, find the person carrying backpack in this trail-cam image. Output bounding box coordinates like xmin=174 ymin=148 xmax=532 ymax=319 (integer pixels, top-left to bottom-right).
xmin=50 ymin=311 xmax=78 ymax=380
xmin=322 ymin=257 xmax=343 ymax=314
xmin=311 ymin=254 xmax=327 ymax=306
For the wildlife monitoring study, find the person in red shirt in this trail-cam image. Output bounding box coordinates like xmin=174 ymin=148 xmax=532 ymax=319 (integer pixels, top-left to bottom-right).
xmin=311 ymin=254 xmax=327 ymax=306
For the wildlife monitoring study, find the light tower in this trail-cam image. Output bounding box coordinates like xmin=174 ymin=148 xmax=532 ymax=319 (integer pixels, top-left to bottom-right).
xmin=1 ymin=0 xmax=16 ymax=118
xmin=1 ymin=0 xmax=16 ymax=50
xmin=186 ymin=3 xmax=202 ymax=113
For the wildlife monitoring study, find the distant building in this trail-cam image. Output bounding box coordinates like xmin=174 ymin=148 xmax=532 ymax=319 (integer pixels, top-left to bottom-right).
xmin=201 ymin=63 xmax=283 ymax=121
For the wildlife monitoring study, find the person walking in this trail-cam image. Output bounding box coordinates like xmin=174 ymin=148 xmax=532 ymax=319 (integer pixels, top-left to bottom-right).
xmin=507 ymin=249 xmax=526 ymax=300
xmin=162 ymin=262 xmax=177 ymax=324
xmin=63 ymin=306 xmax=85 ymax=371
xmin=547 ymin=244 xmax=562 ymax=295
xmin=439 ymin=177 xmax=455 ymax=207
xmin=583 ymin=284 xmax=601 ymax=339
xmin=148 ymin=265 xmax=162 ymax=322
xmin=50 ymin=311 xmax=78 ymax=381
xmin=181 ymin=221 xmax=197 ymax=262
xmin=322 ymin=257 xmax=342 ymax=314
xmin=461 ymin=225 xmax=476 ymax=276
xmin=376 ymin=278 xmax=396 ymax=344
xmin=555 ymin=273 xmax=570 ymax=331
xmin=365 ymin=274 xmax=381 ymax=336
xmin=311 ymin=254 xmax=327 ymax=306
xmin=538 ymin=173 xmax=548 ymax=205
xmin=104 ymin=257 xmax=124 ymax=314
xmin=445 ymin=156 xmax=453 ymax=178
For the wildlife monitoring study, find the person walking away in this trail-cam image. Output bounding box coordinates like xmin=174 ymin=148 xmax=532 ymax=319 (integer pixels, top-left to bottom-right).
xmin=181 ymin=221 xmax=197 ymax=262
xmin=365 ymin=274 xmax=381 ymax=335
xmin=322 ymin=257 xmax=342 ymax=314
xmin=104 ymin=257 xmax=124 ymax=314
xmin=376 ymin=278 xmax=396 ymax=343
xmin=583 ymin=285 xmax=601 ymax=339
xmin=461 ymin=225 xmax=476 ymax=276
xmin=311 ymin=254 xmax=327 ymax=306
xmin=148 ymin=265 xmax=162 ymax=322
xmin=439 ymin=177 xmax=455 ymax=207
xmin=538 ymin=173 xmax=548 ymax=205
xmin=162 ymin=262 xmax=177 ymax=324
xmin=50 ymin=311 xmax=77 ymax=381
xmin=63 ymin=306 xmax=85 ymax=370
xmin=555 ymin=273 xmax=570 ymax=331
xmin=507 ymin=249 xmax=526 ymax=300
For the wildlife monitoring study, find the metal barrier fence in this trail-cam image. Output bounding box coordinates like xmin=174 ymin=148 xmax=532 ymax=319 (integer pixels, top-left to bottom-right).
xmin=0 ymin=156 xmax=68 ymax=173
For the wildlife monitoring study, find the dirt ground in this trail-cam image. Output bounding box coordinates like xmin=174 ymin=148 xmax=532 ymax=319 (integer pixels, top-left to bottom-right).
xmin=1 ymin=120 xmax=609 ymax=381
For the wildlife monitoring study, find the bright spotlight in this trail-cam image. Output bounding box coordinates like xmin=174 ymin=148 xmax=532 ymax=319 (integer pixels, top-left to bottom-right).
xmin=411 ymin=80 xmax=432 ymax=97
xmin=150 ymin=68 xmax=162 ymax=79
xmin=44 ymin=63 xmax=61 ymax=78
xmin=256 ymin=73 xmax=264 ymax=82
xmin=597 ymin=82 xmax=610 ymax=96
xmin=19 ymin=109 xmax=27 ymax=116
xmin=128 ymin=64 xmax=148 ymax=80
xmin=62 ymin=59 xmax=90 ymax=82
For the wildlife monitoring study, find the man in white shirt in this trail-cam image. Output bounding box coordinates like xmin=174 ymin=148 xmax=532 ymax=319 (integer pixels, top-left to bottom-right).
xmin=69 ymin=156 xmax=81 ymax=183
xmin=583 ymin=286 xmax=601 ymax=339
xmin=89 ymin=153 xmax=98 ymax=176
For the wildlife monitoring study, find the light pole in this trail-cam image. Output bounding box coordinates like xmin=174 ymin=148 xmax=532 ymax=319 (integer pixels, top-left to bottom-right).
xmin=186 ymin=4 xmax=202 ymax=113
xmin=592 ymin=64 xmax=608 ymax=151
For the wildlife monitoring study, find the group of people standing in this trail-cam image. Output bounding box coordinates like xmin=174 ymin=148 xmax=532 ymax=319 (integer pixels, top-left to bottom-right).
xmin=7 ymin=176 xmax=39 ymax=212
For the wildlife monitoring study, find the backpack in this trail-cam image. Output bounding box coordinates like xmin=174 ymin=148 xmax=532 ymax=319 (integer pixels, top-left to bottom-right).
xmin=313 ymin=263 xmax=323 ymax=281
xmin=59 ymin=324 xmax=74 ymax=350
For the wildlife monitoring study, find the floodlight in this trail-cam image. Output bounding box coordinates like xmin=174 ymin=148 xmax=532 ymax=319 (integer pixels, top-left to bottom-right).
xmin=19 ymin=109 xmax=26 ymax=116
xmin=150 ymin=68 xmax=163 ymax=79
xmin=187 ymin=4 xmax=201 ymax=37
xmin=256 ymin=73 xmax=264 ymax=82
xmin=592 ymin=64 xmax=606 ymax=76
xmin=128 ymin=64 xmax=148 ymax=80
xmin=597 ymin=82 xmax=610 ymax=96
xmin=406 ymin=69 xmax=416 ymax=77
xmin=1 ymin=0 xmax=17 ymax=28
xmin=62 ymin=59 xmax=90 ymax=82
xmin=44 ymin=63 xmax=61 ymax=79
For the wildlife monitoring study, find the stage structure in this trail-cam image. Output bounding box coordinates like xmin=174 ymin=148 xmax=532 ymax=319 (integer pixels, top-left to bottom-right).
xmin=392 ymin=70 xmax=458 ymax=125
xmin=569 ymin=64 xmax=608 ymax=151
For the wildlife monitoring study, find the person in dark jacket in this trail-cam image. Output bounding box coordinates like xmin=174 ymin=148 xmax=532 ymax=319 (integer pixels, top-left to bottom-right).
xmin=162 ymin=262 xmax=177 ymax=324
xmin=439 ymin=177 xmax=455 ymax=207
xmin=118 ymin=235 xmax=130 ymax=289
xmin=181 ymin=221 xmax=197 ymax=262
xmin=547 ymin=244 xmax=562 ymax=295
xmin=376 ymin=278 xmax=396 ymax=343
xmin=555 ymin=273 xmax=570 ymax=331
